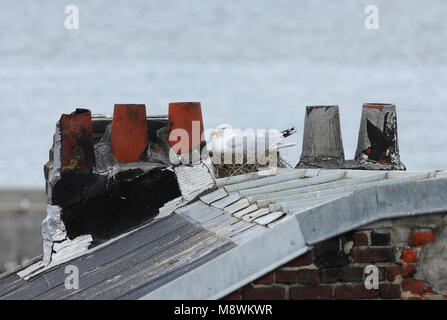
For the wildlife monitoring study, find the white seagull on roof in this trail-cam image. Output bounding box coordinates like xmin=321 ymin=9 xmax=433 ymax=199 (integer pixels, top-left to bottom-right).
xmin=209 ymin=124 xmax=297 ymax=155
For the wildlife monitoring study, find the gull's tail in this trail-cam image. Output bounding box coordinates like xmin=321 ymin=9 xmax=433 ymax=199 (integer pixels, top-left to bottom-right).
xmin=281 ymin=127 xmax=297 ymax=138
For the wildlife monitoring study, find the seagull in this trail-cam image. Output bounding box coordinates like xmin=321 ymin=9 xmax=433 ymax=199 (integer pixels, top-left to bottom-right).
xmin=209 ymin=124 xmax=297 ymax=156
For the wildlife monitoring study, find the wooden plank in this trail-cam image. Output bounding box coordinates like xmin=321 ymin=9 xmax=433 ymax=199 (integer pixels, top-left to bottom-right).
xmin=94 ymin=235 xmax=229 ymax=300
xmin=34 ymin=221 xmax=202 ymax=300
xmin=0 ymin=276 xmax=49 ymax=300
xmin=9 ymin=214 xmax=189 ymax=300
xmin=117 ymin=242 xmax=235 ymax=300
xmin=65 ymin=230 xmax=227 ymax=300
xmin=41 ymin=214 xmax=189 ymax=289
xmin=0 ymin=276 xmax=29 ymax=299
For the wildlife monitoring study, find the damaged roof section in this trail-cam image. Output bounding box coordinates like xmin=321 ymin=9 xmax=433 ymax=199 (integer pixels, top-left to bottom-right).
xmin=196 ymin=168 xmax=436 ymax=229
xmin=2 ymin=168 xmax=446 ymax=300
xmin=2 ymin=102 xmax=447 ymax=300
xmin=0 ymin=214 xmax=233 ymax=300
xmin=142 ymin=169 xmax=447 ymax=300
xmin=37 ymin=102 xmax=214 ymax=277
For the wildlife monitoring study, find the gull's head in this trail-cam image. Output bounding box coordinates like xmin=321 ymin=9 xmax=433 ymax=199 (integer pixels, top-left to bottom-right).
xmin=210 ymin=123 xmax=232 ymax=136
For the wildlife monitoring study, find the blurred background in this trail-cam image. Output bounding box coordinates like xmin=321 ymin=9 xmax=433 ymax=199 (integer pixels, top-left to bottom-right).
xmin=1 ymin=0 xmax=446 ymax=272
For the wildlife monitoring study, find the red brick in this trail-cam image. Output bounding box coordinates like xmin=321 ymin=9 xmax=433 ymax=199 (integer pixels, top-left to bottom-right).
xmin=290 ymin=286 xmax=332 ymax=300
xmin=335 ymin=285 xmax=378 ymax=299
xmin=275 ymin=270 xmax=297 ymax=284
xmin=283 ymin=251 xmax=313 ymax=267
xmin=400 ymin=249 xmax=417 ymax=263
xmin=351 ymin=247 xmax=392 ymax=263
xmin=242 ymin=286 xmax=285 ymax=300
xmin=401 ymin=279 xmax=424 ymax=295
xmin=341 ymin=267 xmax=363 ymax=282
xmin=408 ymin=232 xmax=435 ymax=247
xmin=379 ymin=284 xmax=401 ymax=299
xmin=379 ymin=267 xmax=386 ymax=281
xmin=353 ymin=232 xmax=369 ymax=246
xmin=401 ymin=264 xmax=416 ymax=278
xmin=253 ymin=272 xmax=274 ymax=285
xmin=386 ymin=266 xmax=400 ymax=281
xmin=423 ymin=287 xmax=434 ymax=295
xmin=222 ymin=290 xmax=241 ymax=300
xmin=320 ymin=268 xmax=342 ymax=283
xmin=298 ymin=269 xmax=319 ymax=285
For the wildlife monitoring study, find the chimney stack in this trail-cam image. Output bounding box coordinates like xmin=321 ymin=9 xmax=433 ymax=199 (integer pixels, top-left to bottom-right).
xmin=297 ymin=105 xmax=345 ymax=168
xmin=355 ymin=103 xmax=405 ymax=170
xmin=168 ymin=102 xmax=206 ymax=163
xmin=110 ymin=104 xmax=148 ymax=163
xmin=60 ymin=108 xmax=95 ymax=170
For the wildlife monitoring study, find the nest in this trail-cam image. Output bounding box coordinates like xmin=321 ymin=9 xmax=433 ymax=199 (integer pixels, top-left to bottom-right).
xmin=212 ymin=152 xmax=291 ymax=179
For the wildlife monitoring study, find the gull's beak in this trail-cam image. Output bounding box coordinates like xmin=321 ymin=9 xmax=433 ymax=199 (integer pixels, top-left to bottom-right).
xmin=210 ymin=130 xmax=219 ymax=136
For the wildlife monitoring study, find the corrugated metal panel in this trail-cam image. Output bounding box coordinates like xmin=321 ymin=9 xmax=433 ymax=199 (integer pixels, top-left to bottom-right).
xmin=210 ymin=192 xmax=241 ymax=209
xmin=268 ymin=192 xmax=352 ymax=212
xmin=223 ymin=169 xmax=307 ymax=192
xmin=238 ymin=172 xmax=345 ymax=197
xmin=215 ymin=169 xmax=278 ymax=187
xmin=435 ymin=171 xmax=447 ymax=178
xmin=175 ymin=201 xmax=224 ymax=225
xmin=224 ymin=198 xmax=250 ymax=214
xmin=142 ymin=168 xmax=447 ymax=300
xmin=228 ymin=225 xmax=266 ymax=244
xmin=287 ymin=194 xmax=353 ymax=215
xmin=254 ymin=211 xmax=284 ymax=225
xmin=174 ymin=200 xmax=265 ymax=245
xmin=296 ymin=176 xmax=447 ymax=245
xmin=253 ymin=172 xmax=429 ymax=206
xmin=162 ymin=169 xmax=443 ymax=243
xmin=4 ymin=167 xmax=446 ymax=301
xmin=174 ymin=163 xmax=215 ymax=200
xmin=247 ymin=172 xmax=386 ymax=202
xmin=233 ymin=204 xmax=258 ymax=218
xmin=200 ymin=188 xmax=227 ymax=204
xmin=242 ymin=208 xmax=270 ymax=222
xmin=195 ymin=169 xmax=442 ymax=232
xmin=213 ymin=220 xmax=254 ymax=240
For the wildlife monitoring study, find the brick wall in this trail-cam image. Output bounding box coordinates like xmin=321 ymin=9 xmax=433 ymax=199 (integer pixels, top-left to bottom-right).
xmin=223 ymin=214 xmax=447 ymax=300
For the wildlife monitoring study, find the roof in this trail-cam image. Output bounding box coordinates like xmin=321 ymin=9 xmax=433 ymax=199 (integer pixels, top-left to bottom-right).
xmin=1 ymin=168 xmax=447 ymax=300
